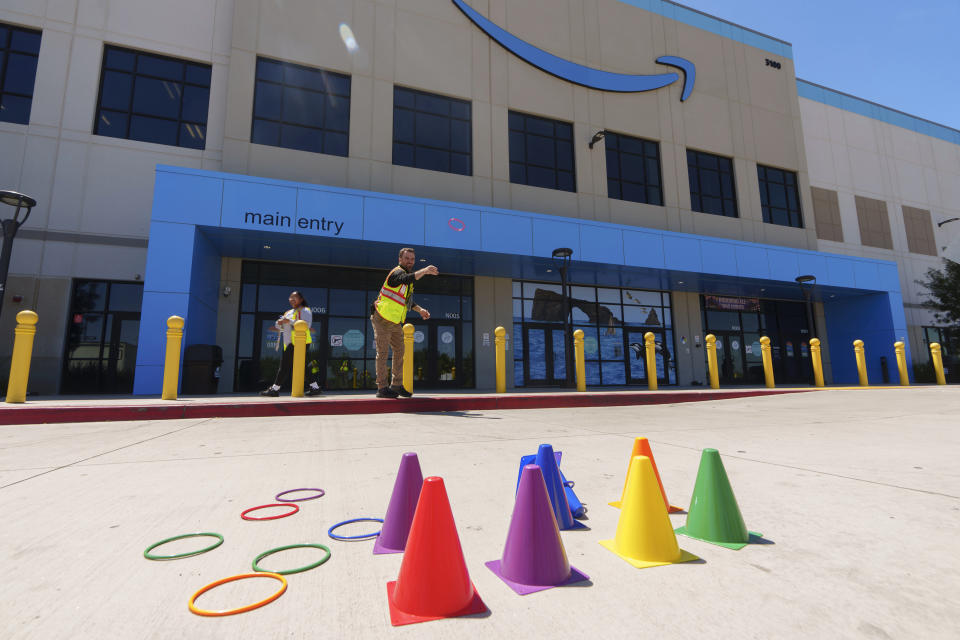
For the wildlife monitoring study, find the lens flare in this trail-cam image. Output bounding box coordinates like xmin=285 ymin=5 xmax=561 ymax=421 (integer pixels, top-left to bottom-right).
xmin=339 ymin=23 xmax=358 ymax=53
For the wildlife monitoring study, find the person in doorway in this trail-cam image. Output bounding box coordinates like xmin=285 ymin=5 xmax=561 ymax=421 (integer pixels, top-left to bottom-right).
xmin=261 ymin=290 xmax=323 ymax=397
xmin=371 ymin=248 xmax=438 ymax=398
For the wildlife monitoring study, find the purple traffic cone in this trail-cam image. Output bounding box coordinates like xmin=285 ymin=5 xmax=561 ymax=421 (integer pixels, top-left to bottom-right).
xmin=486 ymin=464 xmax=589 ymax=594
xmin=374 ymin=452 xmax=424 ymax=555
xmin=535 ymin=444 xmax=585 ymax=530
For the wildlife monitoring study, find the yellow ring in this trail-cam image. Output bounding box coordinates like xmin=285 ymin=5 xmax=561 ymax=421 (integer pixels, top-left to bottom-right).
xmin=188 ymin=572 xmax=287 ymax=616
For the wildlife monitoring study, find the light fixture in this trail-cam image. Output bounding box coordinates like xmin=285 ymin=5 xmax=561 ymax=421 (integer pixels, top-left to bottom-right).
xmin=588 ymin=130 xmax=607 ymax=150
xmin=0 ymin=190 xmax=37 ymax=320
xmin=263 ymin=244 xmax=271 ymax=249
xmin=222 ymin=286 xmax=232 ymax=297
xmin=936 ymin=217 xmax=959 ymax=228
xmin=795 ymin=275 xmax=817 ymax=338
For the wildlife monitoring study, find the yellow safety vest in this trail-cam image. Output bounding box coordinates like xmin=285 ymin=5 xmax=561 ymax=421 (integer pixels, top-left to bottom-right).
xmin=292 ymin=308 xmax=312 ymax=344
xmin=375 ymin=267 xmax=413 ymax=324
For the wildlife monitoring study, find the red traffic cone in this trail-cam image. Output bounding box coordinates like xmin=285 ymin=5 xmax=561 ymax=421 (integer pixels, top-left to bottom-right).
xmin=386 ymin=476 xmax=486 ymax=625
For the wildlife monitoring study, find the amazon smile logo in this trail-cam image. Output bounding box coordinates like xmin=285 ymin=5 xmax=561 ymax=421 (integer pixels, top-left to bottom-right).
xmin=452 ymin=0 xmax=695 ymax=100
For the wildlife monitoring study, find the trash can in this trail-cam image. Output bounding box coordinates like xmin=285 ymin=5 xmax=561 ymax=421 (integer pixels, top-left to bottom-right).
xmin=181 ymin=344 xmax=223 ymax=395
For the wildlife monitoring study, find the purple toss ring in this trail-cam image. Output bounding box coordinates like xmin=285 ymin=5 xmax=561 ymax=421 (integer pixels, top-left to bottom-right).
xmin=275 ymin=488 xmax=326 ymax=502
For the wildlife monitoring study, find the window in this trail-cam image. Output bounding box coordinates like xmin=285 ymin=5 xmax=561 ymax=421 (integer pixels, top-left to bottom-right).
xmin=0 ymin=23 xmax=41 ymax=125
xmin=811 ymin=187 xmax=843 ymax=242
xmin=94 ymin=45 xmax=211 ymax=149
xmin=903 ymin=206 xmax=937 ymax=256
xmin=393 ymin=87 xmax=471 ymax=176
xmin=508 ymin=112 xmax=575 ymax=192
xmin=854 ymin=195 xmax=893 ymax=249
xmin=605 ymin=132 xmax=663 ymax=206
xmin=758 ymin=165 xmax=803 ymax=228
xmin=687 ymin=149 xmax=737 ymax=217
xmin=251 ymin=57 xmax=350 ymax=156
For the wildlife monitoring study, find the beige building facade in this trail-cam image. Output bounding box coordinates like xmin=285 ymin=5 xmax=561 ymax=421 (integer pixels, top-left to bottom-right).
xmin=0 ymin=0 xmax=954 ymax=394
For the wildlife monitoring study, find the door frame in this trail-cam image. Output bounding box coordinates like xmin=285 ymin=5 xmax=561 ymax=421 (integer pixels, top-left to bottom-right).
xmin=523 ymin=323 xmax=566 ymax=387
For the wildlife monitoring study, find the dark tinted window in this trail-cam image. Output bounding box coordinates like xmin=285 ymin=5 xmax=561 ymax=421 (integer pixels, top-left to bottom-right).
xmin=758 ymin=164 xmax=803 ymax=228
xmin=392 ymin=86 xmax=471 ymax=176
xmin=251 ymin=57 xmax=350 ymax=157
xmin=94 ymin=45 xmax=211 ymax=149
xmin=0 ymin=22 xmax=42 ymax=125
xmin=687 ymin=149 xmax=738 ymax=217
xmin=605 ymin=132 xmax=662 ymax=206
xmin=508 ymin=112 xmax=576 ymax=192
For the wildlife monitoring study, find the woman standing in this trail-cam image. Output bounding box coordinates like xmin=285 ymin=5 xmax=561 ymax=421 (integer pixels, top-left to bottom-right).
xmin=261 ymin=290 xmax=323 ymax=397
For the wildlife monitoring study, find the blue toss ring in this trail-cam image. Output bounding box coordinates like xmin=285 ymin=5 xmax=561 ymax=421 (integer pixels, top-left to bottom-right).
xmin=327 ymin=517 xmax=383 ymax=541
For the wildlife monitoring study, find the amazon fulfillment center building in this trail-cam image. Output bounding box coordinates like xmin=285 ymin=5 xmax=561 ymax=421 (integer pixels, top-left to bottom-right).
xmin=1 ymin=0 xmax=959 ymax=396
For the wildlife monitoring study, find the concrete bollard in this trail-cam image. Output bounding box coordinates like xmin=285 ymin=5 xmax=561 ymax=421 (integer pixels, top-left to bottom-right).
xmin=760 ymin=336 xmax=775 ymax=388
xmin=930 ymin=342 xmax=946 ymax=385
xmin=705 ymin=334 xmax=719 ymax=389
xmin=573 ymin=329 xmax=586 ymax=392
xmin=161 ymin=316 xmax=185 ymax=400
xmin=494 ymin=326 xmax=506 ymax=393
xmin=644 ymin=331 xmax=658 ymax=391
xmin=403 ymin=323 xmax=414 ymax=394
xmin=291 ymin=319 xmax=308 ymax=397
xmin=894 ymin=341 xmax=909 ymax=386
xmin=809 ymin=338 xmax=825 ymax=387
xmin=5 ymin=310 xmax=38 ymax=403
xmin=854 ymin=339 xmax=868 ymax=386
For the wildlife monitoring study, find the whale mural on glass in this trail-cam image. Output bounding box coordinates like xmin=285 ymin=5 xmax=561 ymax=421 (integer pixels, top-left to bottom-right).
xmin=451 ymin=0 xmax=696 ymax=100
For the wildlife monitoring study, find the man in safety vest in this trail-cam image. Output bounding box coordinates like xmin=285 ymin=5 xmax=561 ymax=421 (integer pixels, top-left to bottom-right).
xmin=371 ymin=247 xmax=438 ymax=398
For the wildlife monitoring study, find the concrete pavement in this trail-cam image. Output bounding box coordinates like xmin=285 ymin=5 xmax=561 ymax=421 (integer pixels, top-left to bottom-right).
xmin=1 ymin=387 xmax=958 ymax=639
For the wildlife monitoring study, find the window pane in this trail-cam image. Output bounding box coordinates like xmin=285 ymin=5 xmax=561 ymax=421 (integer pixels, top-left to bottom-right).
xmin=282 ymin=87 xmax=324 ymax=126
xmin=4 ymin=53 xmax=38 ymax=94
xmin=0 ymin=93 xmax=32 ymax=124
xmin=252 ymin=119 xmax=280 ymax=145
xmin=415 ymin=112 xmax=450 ymax=148
xmin=181 ymin=85 xmax=209 ymax=122
xmin=254 ymin=82 xmax=282 ymax=118
xmin=100 ymin=71 xmax=132 ymax=111
xmin=129 ymin=115 xmax=178 ymax=145
xmin=137 ymin=55 xmax=183 ymax=80
xmin=391 ymin=87 xmax=469 ymax=175
xmin=257 ymin=58 xmax=283 ymax=82
xmin=108 ymin=283 xmax=143 ymax=312
xmin=325 ymin=97 xmax=349 ymax=132
xmin=394 ymin=108 xmax=414 ymax=143
xmin=280 ymin=124 xmax=323 ymax=153
xmin=10 ymin=29 xmax=41 ymax=54
xmin=96 ymin=110 xmax=127 ymax=137
xmin=324 ymin=131 xmax=348 ymax=156
xmin=179 ymin=123 xmax=206 ymax=149
xmin=185 ymin=64 xmax=211 ymax=86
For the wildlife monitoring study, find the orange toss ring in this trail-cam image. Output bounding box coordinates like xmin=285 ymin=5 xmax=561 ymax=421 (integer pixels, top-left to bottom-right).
xmin=188 ymin=571 xmax=287 ymax=616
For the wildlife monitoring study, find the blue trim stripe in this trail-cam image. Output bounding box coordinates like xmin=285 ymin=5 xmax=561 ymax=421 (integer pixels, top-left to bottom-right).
xmin=797 ymin=79 xmax=960 ymax=147
xmin=618 ymin=0 xmax=794 ymax=60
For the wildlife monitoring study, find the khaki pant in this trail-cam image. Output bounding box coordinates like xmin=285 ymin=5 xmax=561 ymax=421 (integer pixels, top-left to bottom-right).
xmin=371 ymin=311 xmax=404 ymax=389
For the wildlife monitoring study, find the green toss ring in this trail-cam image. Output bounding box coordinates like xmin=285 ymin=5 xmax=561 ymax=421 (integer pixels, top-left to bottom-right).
xmin=144 ymin=532 xmax=224 ymax=560
xmin=252 ymin=543 xmax=332 ymax=575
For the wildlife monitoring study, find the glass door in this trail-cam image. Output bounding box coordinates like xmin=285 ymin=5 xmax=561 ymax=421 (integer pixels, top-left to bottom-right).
xmin=248 ymin=312 xmax=326 ymax=391
xmin=523 ymin=324 xmax=567 ymax=386
xmin=407 ymin=321 xmax=463 ymax=388
xmin=104 ymin=313 xmax=140 ymax=394
xmin=714 ymin=332 xmax=746 ymax=384
xmin=626 ymin=329 xmax=670 ymax=385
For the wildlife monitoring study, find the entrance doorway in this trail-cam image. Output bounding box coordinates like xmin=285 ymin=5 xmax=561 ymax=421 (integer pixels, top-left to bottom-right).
xmin=625 ymin=328 xmax=672 ymax=386
xmin=406 ymin=321 xmax=462 ymax=387
xmin=243 ymin=312 xmax=327 ymax=391
xmin=522 ymin=324 xmax=569 ymax=386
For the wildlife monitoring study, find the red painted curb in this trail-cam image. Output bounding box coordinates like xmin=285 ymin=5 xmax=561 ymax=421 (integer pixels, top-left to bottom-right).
xmin=0 ymin=389 xmax=813 ymax=426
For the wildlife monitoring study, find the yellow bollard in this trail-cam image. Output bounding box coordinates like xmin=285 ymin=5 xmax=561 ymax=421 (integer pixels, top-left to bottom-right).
xmin=5 ymin=310 xmax=39 ymax=403
xmin=494 ymin=326 xmax=506 ymax=393
xmin=291 ymin=320 xmax=308 ymax=397
xmin=403 ymin=323 xmax=414 ymax=394
xmin=573 ymin=329 xmax=586 ymax=392
xmin=894 ymin=341 xmax=909 ymax=386
xmin=930 ymin=342 xmax=946 ymax=385
xmin=853 ymin=339 xmax=868 ymax=386
xmin=644 ymin=331 xmax=658 ymax=391
xmin=705 ymin=334 xmax=719 ymax=389
xmin=161 ymin=315 xmax=185 ymax=400
xmin=352 ymin=367 xmax=358 ymax=389
xmin=809 ymin=338 xmax=825 ymax=387
xmin=760 ymin=336 xmax=775 ymax=388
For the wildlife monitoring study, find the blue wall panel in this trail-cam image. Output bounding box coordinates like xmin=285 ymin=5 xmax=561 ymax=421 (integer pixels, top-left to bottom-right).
xmin=700 ymin=240 xmax=738 ymax=276
xmin=663 ymin=236 xmax=700 ymax=272
xmin=532 ymin=218 xmax=581 ymax=258
xmin=735 ymin=245 xmax=769 ymax=279
xmin=363 ymin=198 xmax=425 ymax=245
xmin=824 ymin=292 xmax=907 ymax=384
xmin=425 ymin=204 xmax=482 ymax=250
xmin=144 ymin=222 xmax=199 ymax=292
xmin=825 ymin=257 xmax=856 ymax=288
xmin=133 ymin=291 xmax=190 ymax=395
xmin=853 ymin=261 xmax=881 ymax=291
xmin=481 ymin=212 xmax=532 ymax=255
xmin=296 ymin=189 xmax=363 ymax=240
xmin=579 ymin=224 xmax=624 ymax=265
xmin=622 ymin=230 xmax=665 ymax=269
xmin=767 ymin=250 xmax=800 ymax=282
xmin=221 ymin=180 xmax=297 ymax=230
xmin=151 ymin=171 xmax=222 ymax=226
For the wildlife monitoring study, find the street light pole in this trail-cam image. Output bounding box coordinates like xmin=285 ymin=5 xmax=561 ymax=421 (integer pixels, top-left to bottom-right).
xmin=552 ymin=247 xmax=574 ymax=388
xmin=0 ymin=191 xmax=37 ymax=321
xmin=795 ymin=274 xmax=817 ymax=339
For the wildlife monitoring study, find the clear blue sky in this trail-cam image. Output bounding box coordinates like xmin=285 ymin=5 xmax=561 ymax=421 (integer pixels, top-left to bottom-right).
xmin=674 ymin=0 xmax=960 ymax=131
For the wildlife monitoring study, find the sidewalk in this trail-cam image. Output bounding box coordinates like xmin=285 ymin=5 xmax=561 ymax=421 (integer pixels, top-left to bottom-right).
xmin=0 ymin=387 xmax=820 ymax=425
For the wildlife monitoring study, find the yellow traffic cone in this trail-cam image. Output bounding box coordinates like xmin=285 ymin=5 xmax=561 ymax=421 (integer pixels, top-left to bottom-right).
xmin=599 ymin=456 xmax=698 ymax=569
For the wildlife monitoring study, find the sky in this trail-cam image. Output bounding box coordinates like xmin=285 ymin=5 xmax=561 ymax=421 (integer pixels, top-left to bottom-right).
xmin=671 ymin=0 xmax=960 ymax=131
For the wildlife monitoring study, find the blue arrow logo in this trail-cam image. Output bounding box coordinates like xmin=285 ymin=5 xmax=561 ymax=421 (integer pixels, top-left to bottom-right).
xmin=452 ymin=0 xmax=695 ymax=101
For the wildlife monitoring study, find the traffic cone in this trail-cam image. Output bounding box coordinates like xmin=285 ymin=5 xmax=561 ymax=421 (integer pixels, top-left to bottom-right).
xmin=532 ymin=444 xmax=586 ymax=530
xmin=517 ymin=451 xmax=586 ymax=518
xmin=599 ymin=456 xmax=698 ymax=569
xmin=675 ymin=448 xmax=761 ymax=550
xmin=487 ymin=464 xmax=589 ymax=595
xmin=373 ymin=452 xmax=423 ymax=555
xmin=610 ymin=437 xmax=682 ymax=512
xmin=386 ymin=476 xmax=486 ymax=625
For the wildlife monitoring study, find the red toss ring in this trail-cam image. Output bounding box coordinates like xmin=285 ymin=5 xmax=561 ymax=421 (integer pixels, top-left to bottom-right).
xmin=241 ymin=503 xmax=300 ymax=521
xmin=448 ymin=217 xmax=466 ymax=232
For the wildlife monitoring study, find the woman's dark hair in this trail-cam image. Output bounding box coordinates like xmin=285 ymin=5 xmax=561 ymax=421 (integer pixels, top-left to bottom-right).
xmin=290 ymin=290 xmax=308 ymax=308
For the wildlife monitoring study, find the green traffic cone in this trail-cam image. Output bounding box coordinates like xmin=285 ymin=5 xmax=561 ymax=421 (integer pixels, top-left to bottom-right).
xmin=674 ymin=448 xmax=761 ymax=550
